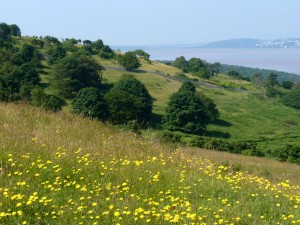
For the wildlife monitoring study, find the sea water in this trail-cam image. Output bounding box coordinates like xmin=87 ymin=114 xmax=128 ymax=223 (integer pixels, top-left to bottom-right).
xmin=147 ymin=48 xmax=300 ymax=75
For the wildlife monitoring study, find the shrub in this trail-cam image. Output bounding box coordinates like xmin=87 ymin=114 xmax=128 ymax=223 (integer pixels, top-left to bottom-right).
xmin=160 ymin=131 xmax=261 ymax=156
xmin=163 ymin=82 xmax=219 ymax=134
xmin=117 ymin=52 xmax=141 ymax=71
xmin=72 ymin=87 xmax=109 ymax=121
xmin=282 ymin=84 xmax=300 ymax=109
xmin=273 ymin=144 xmax=300 ymax=164
xmin=105 ymin=75 xmax=153 ymax=125
xmin=42 ymin=95 xmax=65 ymax=112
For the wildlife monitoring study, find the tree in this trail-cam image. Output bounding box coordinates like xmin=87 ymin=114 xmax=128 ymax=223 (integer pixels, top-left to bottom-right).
xmin=133 ymin=49 xmax=150 ymax=62
xmin=47 ymin=45 xmax=66 ymax=65
xmin=187 ymin=58 xmax=205 ymax=73
xmin=209 ymin=62 xmax=221 ymax=75
xmin=31 ymin=38 xmax=45 ymax=48
xmin=83 ymin=40 xmax=92 ymax=46
xmin=52 ymin=53 xmax=105 ymax=98
xmin=19 ymin=44 xmax=42 ymax=67
xmin=197 ymin=67 xmax=210 ymax=79
xmin=227 ymin=70 xmax=240 ymax=78
xmin=105 ymin=75 xmax=153 ymax=124
xmin=266 ymin=72 xmax=279 ymax=87
xmin=30 ymin=87 xmax=64 ymax=112
xmin=173 ymin=56 xmax=187 ymax=71
xmin=0 ymin=23 xmax=11 ymax=40
xmin=118 ymin=52 xmax=141 ymax=71
xmin=178 ymin=81 xmax=196 ymax=92
xmin=0 ymin=62 xmax=22 ymax=101
xmin=61 ymin=38 xmax=78 ymax=52
xmin=9 ymin=24 xmax=21 ymax=36
xmin=44 ymin=36 xmax=60 ymax=47
xmin=0 ymin=23 xmax=12 ymax=47
xmin=19 ymin=62 xmax=40 ymax=86
xmin=99 ymin=45 xmax=114 ymax=59
xmin=72 ymin=87 xmax=109 ymax=120
xmin=281 ymin=80 xmax=294 ymax=90
xmin=91 ymin=39 xmax=104 ymax=50
xmin=282 ymin=83 xmax=300 ymax=109
xmin=163 ymin=81 xmax=219 ymax=133
xmin=105 ymin=89 xmax=139 ymax=124
xmin=42 ymin=95 xmax=65 ymax=112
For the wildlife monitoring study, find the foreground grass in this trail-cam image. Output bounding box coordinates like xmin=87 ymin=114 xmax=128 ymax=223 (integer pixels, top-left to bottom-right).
xmin=0 ymin=103 xmax=299 ymax=224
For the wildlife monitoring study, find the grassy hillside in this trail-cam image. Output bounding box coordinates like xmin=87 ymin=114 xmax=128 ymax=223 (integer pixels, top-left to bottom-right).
xmin=8 ymin=36 xmax=300 ymax=157
xmin=100 ymin=63 xmax=300 ymax=153
xmin=0 ymin=103 xmax=299 ymax=224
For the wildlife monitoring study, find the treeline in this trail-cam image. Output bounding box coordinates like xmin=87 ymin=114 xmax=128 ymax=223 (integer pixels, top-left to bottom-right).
xmin=173 ymin=56 xmax=220 ymax=79
xmin=168 ymin=56 xmax=300 ymax=83
xmin=250 ymin=72 xmax=300 ymax=109
xmin=161 ymin=131 xmax=300 ymax=164
xmin=220 ymin=64 xmax=300 ymax=83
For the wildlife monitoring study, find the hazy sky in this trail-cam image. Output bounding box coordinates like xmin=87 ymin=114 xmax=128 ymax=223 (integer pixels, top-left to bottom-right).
xmin=1 ymin=0 xmax=300 ymax=46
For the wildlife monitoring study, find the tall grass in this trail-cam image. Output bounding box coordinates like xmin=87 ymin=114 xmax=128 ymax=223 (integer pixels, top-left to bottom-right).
xmin=0 ymin=103 xmax=299 ymax=224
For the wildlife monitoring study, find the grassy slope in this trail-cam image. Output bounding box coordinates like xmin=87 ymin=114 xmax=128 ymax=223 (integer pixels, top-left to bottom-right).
xmin=0 ymin=103 xmax=299 ymax=224
xmin=101 ymin=61 xmax=300 ymax=152
xmin=17 ymin=36 xmax=300 ymax=153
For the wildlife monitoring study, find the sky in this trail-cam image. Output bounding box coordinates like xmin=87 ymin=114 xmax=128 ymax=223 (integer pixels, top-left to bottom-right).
xmin=1 ymin=0 xmax=300 ymax=46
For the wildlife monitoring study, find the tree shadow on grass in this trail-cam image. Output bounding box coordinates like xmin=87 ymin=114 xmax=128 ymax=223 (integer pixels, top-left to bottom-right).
xmin=199 ymin=119 xmax=232 ymax=138
xmin=200 ymin=130 xmax=231 ymax=139
xmin=132 ymin=69 xmax=148 ymax=73
xmin=214 ymin=119 xmax=232 ymax=127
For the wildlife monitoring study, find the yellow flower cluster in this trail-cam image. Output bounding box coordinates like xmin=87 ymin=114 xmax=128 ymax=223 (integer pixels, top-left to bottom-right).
xmin=0 ymin=141 xmax=299 ymax=224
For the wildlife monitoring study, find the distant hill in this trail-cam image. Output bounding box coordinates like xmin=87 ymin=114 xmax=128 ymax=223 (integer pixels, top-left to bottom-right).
xmin=198 ymin=38 xmax=300 ymax=49
xmin=114 ymin=38 xmax=300 ymax=51
xmin=200 ymin=38 xmax=261 ymax=48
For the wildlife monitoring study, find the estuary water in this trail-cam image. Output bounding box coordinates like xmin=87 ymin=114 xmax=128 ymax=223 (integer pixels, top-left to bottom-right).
xmin=147 ymin=48 xmax=300 ymax=75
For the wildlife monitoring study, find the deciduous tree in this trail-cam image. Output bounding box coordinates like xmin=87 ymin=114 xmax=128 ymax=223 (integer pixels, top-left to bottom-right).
xmin=52 ymin=53 xmax=105 ymax=98
xmin=105 ymin=75 xmax=153 ymax=124
xmin=163 ymin=81 xmax=219 ymax=133
xmin=72 ymin=87 xmax=109 ymax=120
xmin=117 ymin=52 xmax=141 ymax=71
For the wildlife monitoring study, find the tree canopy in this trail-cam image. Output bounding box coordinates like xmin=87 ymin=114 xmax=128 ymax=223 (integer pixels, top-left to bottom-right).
xmin=173 ymin=56 xmax=216 ymax=78
xmin=72 ymin=87 xmax=109 ymax=121
xmin=163 ymin=81 xmax=219 ymax=133
xmin=105 ymin=75 xmax=153 ymax=124
xmin=282 ymin=83 xmax=300 ymax=109
xmin=52 ymin=53 xmax=105 ymax=98
xmin=117 ymin=52 xmax=141 ymax=71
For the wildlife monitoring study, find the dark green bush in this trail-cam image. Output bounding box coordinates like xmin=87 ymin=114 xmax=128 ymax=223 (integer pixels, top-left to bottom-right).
xmin=42 ymin=95 xmax=65 ymax=112
xmin=72 ymin=87 xmax=109 ymax=121
xmin=273 ymin=144 xmax=300 ymax=164
xmin=160 ymin=130 xmax=261 ymax=156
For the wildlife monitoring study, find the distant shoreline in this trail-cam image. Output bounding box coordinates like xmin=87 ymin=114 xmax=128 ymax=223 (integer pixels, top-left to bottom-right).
xmin=141 ymin=48 xmax=300 ymax=75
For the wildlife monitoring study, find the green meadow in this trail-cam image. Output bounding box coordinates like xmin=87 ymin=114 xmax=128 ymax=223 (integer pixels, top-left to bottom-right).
xmin=0 ymin=103 xmax=299 ymax=224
